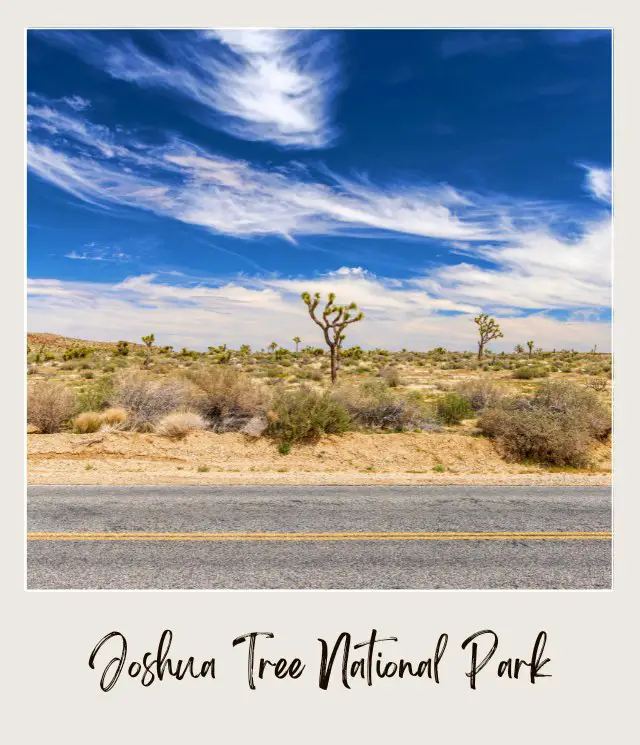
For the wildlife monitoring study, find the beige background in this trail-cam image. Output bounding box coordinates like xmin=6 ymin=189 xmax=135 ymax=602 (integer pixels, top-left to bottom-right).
xmin=4 ymin=1 xmax=637 ymax=741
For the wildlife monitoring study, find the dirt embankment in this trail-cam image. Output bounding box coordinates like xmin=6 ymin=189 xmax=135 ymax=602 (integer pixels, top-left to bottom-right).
xmin=27 ymin=431 xmax=611 ymax=486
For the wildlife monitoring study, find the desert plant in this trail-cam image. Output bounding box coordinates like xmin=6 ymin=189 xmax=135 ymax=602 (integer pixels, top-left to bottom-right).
xmin=115 ymin=341 xmax=129 ymax=356
xmin=514 ymin=344 xmax=524 ymax=355
xmin=267 ymin=386 xmax=350 ymax=446
xmin=301 ymin=291 xmax=364 ymax=384
xmin=335 ymin=381 xmax=427 ymax=431
xmin=141 ymin=333 xmax=155 ymax=367
xmin=527 ymin=340 xmax=534 ymax=357
xmin=475 ymin=314 xmax=503 ymax=360
xmin=454 ymin=379 xmax=505 ymax=412
xmin=512 ymin=366 xmax=549 ymax=380
xmin=187 ymin=367 xmax=267 ymax=431
xmin=100 ymin=407 xmax=128 ymax=427
xmin=72 ymin=411 xmax=103 ymax=434
xmin=293 ymin=336 xmax=301 ymax=352
xmin=377 ymin=365 xmax=402 ymax=387
xmin=436 ymin=393 xmax=474 ymax=425
xmin=586 ymin=378 xmax=608 ymax=392
xmin=155 ymin=411 xmax=206 ymax=439
xmin=112 ymin=371 xmax=187 ymax=431
xmin=28 ymin=381 xmax=76 ymax=433
xmin=478 ymin=381 xmax=610 ymax=466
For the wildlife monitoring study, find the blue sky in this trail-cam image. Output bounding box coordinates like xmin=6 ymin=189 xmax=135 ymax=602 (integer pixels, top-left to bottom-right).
xmin=27 ymin=29 xmax=612 ymax=351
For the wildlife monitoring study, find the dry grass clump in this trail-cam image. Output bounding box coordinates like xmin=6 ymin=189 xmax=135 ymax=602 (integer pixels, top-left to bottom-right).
xmin=28 ymin=381 xmax=76 ymax=433
xmin=112 ymin=371 xmax=188 ymax=431
xmin=454 ymin=378 xmax=505 ymax=412
xmin=72 ymin=411 xmax=103 ymax=434
xmin=267 ymin=386 xmax=351 ymax=446
xmin=155 ymin=411 xmax=206 ymax=439
xmin=335 ymin=381 xmax=428 ymax=431
xmin=479 ymin=381 xmax=611 ymax=467
xmin=187 ymin=367 xmax=268 ymax=431
xmin=100 ymin=407 xmax=128 ymax=426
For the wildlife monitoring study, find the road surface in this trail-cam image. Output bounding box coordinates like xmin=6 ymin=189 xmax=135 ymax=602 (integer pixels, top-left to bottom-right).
xmin=27 ymin=485 xmax=611 ymax=589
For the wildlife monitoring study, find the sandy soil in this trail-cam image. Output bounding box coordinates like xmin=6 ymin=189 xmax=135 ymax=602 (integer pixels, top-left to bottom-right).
xmin=28 ymin=431 xmax=611 ymax=486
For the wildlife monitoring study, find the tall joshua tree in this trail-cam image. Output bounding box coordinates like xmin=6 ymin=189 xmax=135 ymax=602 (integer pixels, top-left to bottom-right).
xmin=141 ymin=333 xmax=155 ymax=368
xmin=474 ymin=314 xmax=503 ymax=360
xmin=301 ymin=291 xmax=364 ymax=384
xmin=293 ymin=336 xmax=301 ymax=352
xmin=527 ymin=340 xmax=534 ymax=358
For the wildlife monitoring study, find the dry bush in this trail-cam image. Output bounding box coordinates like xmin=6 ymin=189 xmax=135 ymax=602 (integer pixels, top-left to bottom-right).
xmin=478 ymin=381 xmax=611 ymax=467
xmin=187 ymin=367 xmax=269 ymax=431
xmin=72 ymin=411 xmax=103 ymax=434
xmin=28 ymin=381 xmax=76 ymax=433
xmin=112 ymin=371 xmax=188 ymax=431
xmin=267 ymin=386 xmax=351 ymax=445
xmin=155 ymin=411 xmax=206 ymax=439
xmin=100 ymin=407 xmax=128 ymax=427
xmin=454 ymin=379 xmax=505 ymax=411
xmin=335 ymin=381 xmax=428 ymax=431
xmin=377 ymin=365 xmax=403 ymax=387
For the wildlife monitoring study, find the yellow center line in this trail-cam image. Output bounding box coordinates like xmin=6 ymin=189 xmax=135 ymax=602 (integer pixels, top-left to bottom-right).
xmin=27 ymin=531 xmax=612 ymax=542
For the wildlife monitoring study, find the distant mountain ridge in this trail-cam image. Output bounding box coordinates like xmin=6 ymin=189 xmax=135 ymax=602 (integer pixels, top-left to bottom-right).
xmin=27 ymin=333 xmax=144 ymax=351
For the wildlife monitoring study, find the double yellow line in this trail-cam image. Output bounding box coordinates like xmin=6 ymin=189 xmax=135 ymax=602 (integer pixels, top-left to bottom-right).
xmin=27 ymin=531 xmax=612 ymax=542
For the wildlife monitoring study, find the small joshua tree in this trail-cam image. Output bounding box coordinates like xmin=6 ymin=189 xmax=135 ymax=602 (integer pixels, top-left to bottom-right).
xmin=527 ymin=340 xmax=534 ymax=358
xmin=141 ymin=333 xmax=155 ymax=367
xmin=293 ymin=336 xmax=301 ymax=353
xmin=514 ymin=344 xmax=524 ymax=355
xmin=267 ymin=341 xmax=278 ymax=358
xmin=301 ymin=291 xmax=364 ymax=384
xmin=474 ymin=314 xmax=503 ymax=360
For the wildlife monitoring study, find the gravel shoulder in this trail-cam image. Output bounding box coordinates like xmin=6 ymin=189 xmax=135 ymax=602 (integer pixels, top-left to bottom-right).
xmin=28 ymin=431 xmax=612 ymax=486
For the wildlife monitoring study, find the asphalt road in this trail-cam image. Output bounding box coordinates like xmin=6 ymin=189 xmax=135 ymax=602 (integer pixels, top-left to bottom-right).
xmin=27 ymin=485 xmax=611 ymax=590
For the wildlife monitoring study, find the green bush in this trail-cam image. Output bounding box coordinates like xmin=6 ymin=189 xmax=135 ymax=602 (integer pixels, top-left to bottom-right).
xmin=267 ymin=386 xmax=350 ymax=446
xmin=436 ymin=393 xmax=474 ymax=425
xmin=512 ymin=366 xmax=549 ymax=380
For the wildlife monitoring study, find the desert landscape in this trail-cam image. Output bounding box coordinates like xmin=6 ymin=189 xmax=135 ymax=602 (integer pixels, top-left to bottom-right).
xmin=27 ymin=330 xmax=612 ymax=486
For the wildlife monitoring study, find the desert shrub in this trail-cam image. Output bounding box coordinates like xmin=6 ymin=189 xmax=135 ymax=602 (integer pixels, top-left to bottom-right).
xmin=478 ymin=381 xmax=610 ymax=466
xmin=72 ymin=411 xmax=103 ymax=434
xmin=335 ymin=381 xmax=427 ymax=431
xmin=436 ymin=393 xmax=474 ymax=425
xmin=112 ymin=371 xmax=188 ymax=431
xmin=267 ymin=386 xmax=350 ymax=445
xmin=454 ymin=379 xmax=505 ymax=412
xmin=377 ymin=366 xmax=402 ymax=387
xmin=28 ymin=382 xmax=76 ymax=433
xmin=187 ymin=367 xmax=268 ymax=431
xmin=512 ymin=365 xmax=549 ymax=380
xmin=155 ymin=411 xmax=206 ymax=439
xmin=76 ymin=377 xmax=115 ymax=413
xmin=100 ymin=407 xmax=128 ymax=427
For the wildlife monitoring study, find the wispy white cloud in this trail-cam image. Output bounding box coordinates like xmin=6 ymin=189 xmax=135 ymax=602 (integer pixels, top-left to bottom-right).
xmin=26 ymin=270 xmax=611 ymax=352
xmin=418 ymin=219 xmax=611 ymax=311
xmin=580 ymin=163 xmax=612 ymax=204
xmin=27 ymin=100 xmax=561 ymax=243
xmin=65 ymin=243 xmax=130 ymax=262
xmin=37 ymin=30 xmax=341 ymax=149
xmin=63 ymin=95 xmax=91 ymax=111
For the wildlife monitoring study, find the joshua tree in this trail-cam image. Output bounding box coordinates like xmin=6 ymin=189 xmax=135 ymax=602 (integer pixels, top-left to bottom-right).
xmin=514 ymin=344 xmax=524 ymax=355
xmin=301 ymin=291 xmax=364 ymax=384
xmin=474 ymin=314 xmax=503 ymax=360
xmin=239 ymin=344 xmax=252 ymax=357
xmin=527 ymin=340 xmax=534 ymax=357
xmin=293 ymin=336 xmax=301 ymax=352
xmin=141 ymin=333 xmax=155 ymax=367
xmin=267 ymin=341 xmax=278 ymax=358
